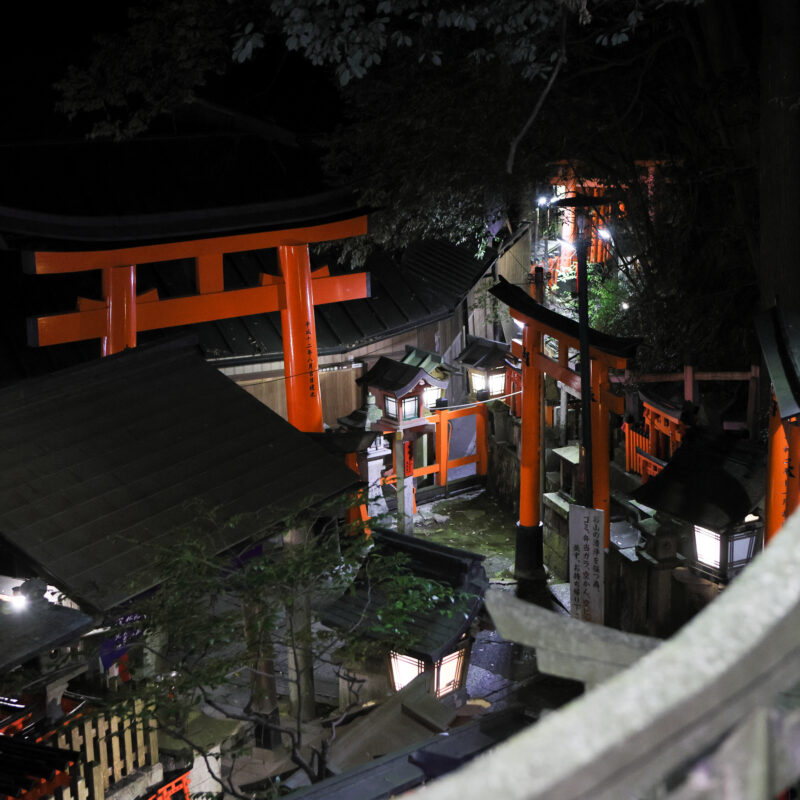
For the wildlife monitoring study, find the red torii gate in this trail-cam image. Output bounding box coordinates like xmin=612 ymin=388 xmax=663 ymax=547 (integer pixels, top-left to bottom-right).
xmin=490 ymin=278 xmax=640 ymax=573
xmin=25 ymin=216 xmax=369 ymax=433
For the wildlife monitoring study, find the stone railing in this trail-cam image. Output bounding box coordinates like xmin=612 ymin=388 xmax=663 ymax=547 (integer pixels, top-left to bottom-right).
xmin=414 ymin=507 xmax=800 ymax=799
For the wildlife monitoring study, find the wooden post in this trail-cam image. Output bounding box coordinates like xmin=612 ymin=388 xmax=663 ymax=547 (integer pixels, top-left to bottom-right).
xmin=475 ymin=403 xmax=489 ymax=476
xmin=591 ymin=364 xmax=611 ymax=548
xmin=516 ymin=317 xmax=546 ymax=602
xmin=436 ymin=409 xmax=450 ymax=489
xmin=122 ymin=716 xmax=134 ymax=776
xmin=82 ymin=719 xmax=95 ymax=765
xmin=95 ymin=716 xmax=109 ymax=789
xmin=786 ymin=421 xmax=800 ymax=519
xmin=101 ymin=266 xmax=137 ymax=356
xmin=765 ymin=394 xmax=789 ymax=543
xmin=87 ymin=762 xmax=105 ymax=800
xmin=109 ymin=716 xmax=122 ymax=783
xmin=133 ymin=701 xmax=146 ymax=768
xmin=278 ymin=244 xmax=323 ymax=433
xmin=683 ymin=364 xmax=698 ymax=405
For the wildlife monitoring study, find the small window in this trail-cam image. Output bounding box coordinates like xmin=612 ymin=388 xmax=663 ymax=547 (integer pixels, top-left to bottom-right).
xmin=423 ymin=386 xmax=441 ymax=410
xmin=384 ymin=394 xmax=397 ymax=419
xmin=471 ymin=371 xmax=486 ymax=393
xmin=402 ymin=395 xmax=419 ymax=420
xmin=489 ymin=372 xmax=505 ymax=396
xmin=390 ymin=652 xmax=425 ymax=692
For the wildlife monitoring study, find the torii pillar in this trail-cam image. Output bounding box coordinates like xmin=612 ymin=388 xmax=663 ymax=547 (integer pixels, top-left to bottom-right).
xmin=25 ymin=216 xmax=369 ymax=434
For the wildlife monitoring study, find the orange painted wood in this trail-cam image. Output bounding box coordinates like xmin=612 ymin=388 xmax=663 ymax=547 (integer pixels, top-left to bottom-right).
xmin=591 ymin=366 xmax=611 ymax=548
xmin=101 ymin=265 xmax=136 ymax=355
xmin=765 ymin=395 xmax=789 ymax=543
xmin=311 ymin=272 xmax=369 ymax=304
xmin=196 ymin=253 xmax=224 ymax=294
xmin=436 ymin=409 xmax=449 ymax=487
xmin=31 ymin=272 xmax=369 ymax=347
xmin=475 ymin=402 xmax=489 ymax=475
xmin=519 ymin=321 xmax=541 ymax=528
xmin=136 ymin=284 xmax=283 ymax=329
xmin=30 ymin=215 xmax=369 ymax=273
xmin=786 ymin=422 xmax=800 ymax=520
xmin=278 ymin=244 xmax=323 ymax=433
xmin=534 ymin=351 xmax=581 ymax=392
xmin=32 ymin=307 xmax=107 ymax=345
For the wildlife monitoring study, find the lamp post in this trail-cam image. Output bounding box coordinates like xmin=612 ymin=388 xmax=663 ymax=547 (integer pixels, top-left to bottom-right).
xmin=553 ymin=194 xmax=596 ymax=507
xmin=575 ymin=210 xmax=593 ymax=507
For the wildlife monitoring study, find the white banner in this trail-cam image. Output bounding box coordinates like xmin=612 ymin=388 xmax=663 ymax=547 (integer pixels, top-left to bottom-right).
xmin=569 ymin=505 xmax=605 ymax=624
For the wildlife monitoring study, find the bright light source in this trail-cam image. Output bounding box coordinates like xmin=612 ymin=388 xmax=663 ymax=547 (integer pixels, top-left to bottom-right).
xmin=389 ymin=652 xmax=425 ymax=691
xmin=597 ymin=228 xmax=612 ymax=241
xmin=694 ymin=525 xmax=721 ymax=569
xmin=744 ymin=513 xmax=759 ymax=522
xmin=621 ymin=302 xmax=630 ymax=310
xmin=488 ymin=373 xmax=505 ymax=396
xmin=537 ymin=195 xmax=549 ymax=206
xmin=0 ymin=591 xmax=27 ymax=610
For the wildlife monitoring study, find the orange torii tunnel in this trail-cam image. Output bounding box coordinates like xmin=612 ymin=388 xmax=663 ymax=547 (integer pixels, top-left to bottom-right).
xmin=24 ymin=214 xmax=369 ymax=434
xmin=490 ymin=277 xmax=640 ymax=596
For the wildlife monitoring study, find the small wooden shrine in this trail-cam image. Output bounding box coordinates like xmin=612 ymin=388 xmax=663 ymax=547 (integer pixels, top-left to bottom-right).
xmin=356 ymin=356 xmax=448 ymax=432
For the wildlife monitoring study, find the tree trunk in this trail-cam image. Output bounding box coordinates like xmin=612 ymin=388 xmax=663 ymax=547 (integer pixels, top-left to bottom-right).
xmin=284 ymin=527 xmax=317 ymax=723
xmin=242 ymin=600 xmax=281 ymax=748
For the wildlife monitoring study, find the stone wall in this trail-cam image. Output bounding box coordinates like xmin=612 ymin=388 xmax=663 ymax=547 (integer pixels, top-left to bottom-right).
xmin=543 ymin=493 xmax=570 ymax=582
xmin=487 ymin=440 xmax=520 ymax=515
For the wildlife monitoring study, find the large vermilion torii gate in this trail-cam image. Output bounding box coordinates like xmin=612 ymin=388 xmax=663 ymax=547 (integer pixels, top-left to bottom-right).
xmin=490 ymin=278 xmax=640 ymax=593
xmin=25 ymin=216 xmax=368 ymax=434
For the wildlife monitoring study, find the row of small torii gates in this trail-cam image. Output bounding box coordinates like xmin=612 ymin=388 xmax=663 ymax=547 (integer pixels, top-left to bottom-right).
xmin=25 ymin=211 xmax=797 ymax=563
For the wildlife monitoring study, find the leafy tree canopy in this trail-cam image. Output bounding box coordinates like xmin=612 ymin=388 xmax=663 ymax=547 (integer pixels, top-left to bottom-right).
xmin=56 ymin=0 xmax=761 ymax=370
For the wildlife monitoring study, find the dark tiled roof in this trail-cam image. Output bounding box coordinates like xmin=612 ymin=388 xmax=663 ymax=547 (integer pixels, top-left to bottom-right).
xmin=0 ymin=136 xmax=363 ymax=250
xmin=489 ymin=276 xmax=642 ymax=359
xmin=754 ymin=306 xmax=800 ymax=419
xmin=0 ymin=337 xmax=360 ymax=613
xmin=402 ymin=239 xmax=495 ymax=303
xmin=457 ymin=336 xmax=511 ymax=370
xmin=631 ymin=433 xmax=766 ymax=530
xmin=0 ymin=590 xmax=94 ymax=671
xmin=290 ymin=707 xmax=529 ymax=800
xmin=356 ymin=357 xmax=447 ymax=397
xmin=320 ymin=528 xmax=487 ymax=663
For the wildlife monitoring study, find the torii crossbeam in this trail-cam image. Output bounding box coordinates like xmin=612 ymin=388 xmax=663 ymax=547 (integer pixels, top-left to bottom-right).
xmin=25 ymin=215 xmax=369 ymax=433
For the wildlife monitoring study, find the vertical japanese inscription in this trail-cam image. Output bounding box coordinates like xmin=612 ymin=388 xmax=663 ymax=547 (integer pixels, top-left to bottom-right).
xmin=569 ymin=505 xmax=605 ymax=624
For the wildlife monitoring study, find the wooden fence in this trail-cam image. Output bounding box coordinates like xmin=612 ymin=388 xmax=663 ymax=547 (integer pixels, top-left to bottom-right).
xmin=414 ymin=504 xmax=800 ymax=800
xmin=39 ymin=702 xmax=158 ymax=800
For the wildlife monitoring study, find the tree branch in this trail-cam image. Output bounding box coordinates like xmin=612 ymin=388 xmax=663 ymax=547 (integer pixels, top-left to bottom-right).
xmin=506 ymin=17 xmax=568 ymax=175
